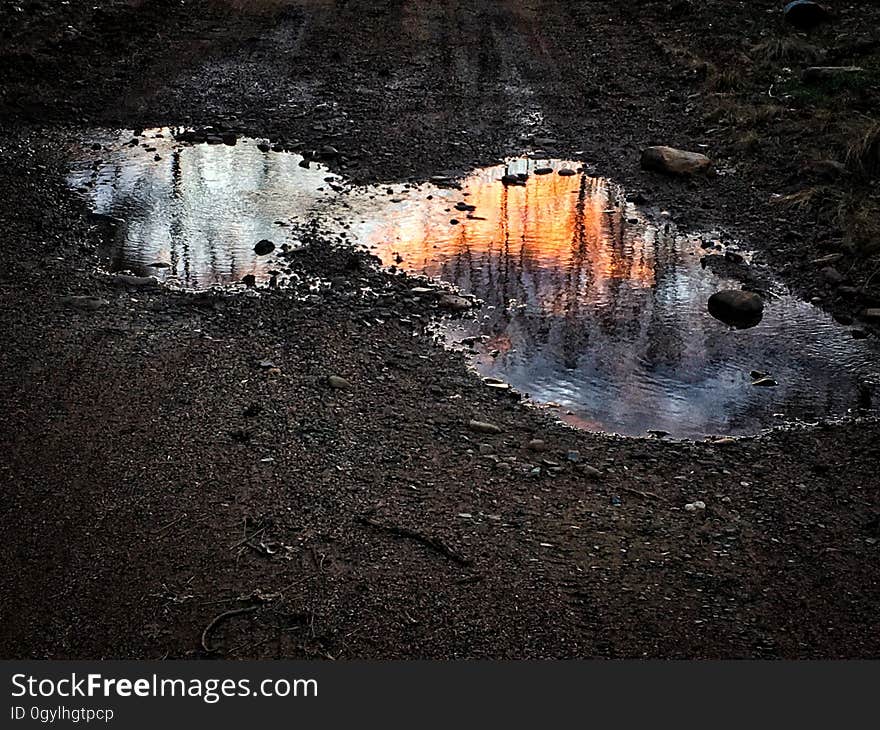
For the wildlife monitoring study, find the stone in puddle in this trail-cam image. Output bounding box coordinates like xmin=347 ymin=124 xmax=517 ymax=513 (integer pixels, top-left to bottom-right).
xmin=557 ymin=168 xmax=577 ymax=176
xmin=254 ymin=239 xmax=275 ymax=256
xmin=641 ymin=146 xmax=712 ymax=176
xmin=534 ymin=167 xmax=554 ymax=175
xmin=707 ymin=290 xmax=764 ymax=328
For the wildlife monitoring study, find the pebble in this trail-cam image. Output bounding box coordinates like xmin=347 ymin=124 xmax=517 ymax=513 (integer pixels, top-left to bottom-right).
xmin=527 ymin=439 xmax=547 ymax=452
xmin=328 ymin=375 xmax=352 ymax=389
xmin=566 ymin=450 xmax=580 ymax=462
xmin=478 ymin=443 xmax=494 ymax=455
xmin=469 ymin=420 xmax=502 ymax=434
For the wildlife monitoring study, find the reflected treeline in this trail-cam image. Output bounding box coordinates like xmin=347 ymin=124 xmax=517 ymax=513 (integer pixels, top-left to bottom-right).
xmin=366 ymin=159 xmax=878 ymax=436
xmin=68 ymin=136 xmax=878 ymax=436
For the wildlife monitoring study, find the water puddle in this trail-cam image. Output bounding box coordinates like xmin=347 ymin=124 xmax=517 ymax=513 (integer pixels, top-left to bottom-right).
xmin=68 ymin=129 xmax=879 ymax=438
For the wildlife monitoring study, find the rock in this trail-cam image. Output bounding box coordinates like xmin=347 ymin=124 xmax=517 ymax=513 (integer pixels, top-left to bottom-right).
xmin=469 ymin=420 xmax=503 ymax=434
xmin=534 ymin=167 xmax=554 ymax=175
xmin=820 ymin=266 xmax=844 ymax=285
xmin=533 ymin=137 xmax=557 ymax=147
xmin=566 ymin=450 xmax=580 ymax=463
xmin=438 ymin=294 xmax=473 ymax=312
xmin=641 ymin=146 xmax=712 ymax=176
xmin=861 ymin=308 xmax=880 ymax=321
xmin=257 ymin=142 xmax=271 ymax=153
xmin=557 ymin=168 xmax=577 ymax=176
xmin=254 ymin=239 xmax=275 ymax=256
xmin=242 ymin=274 xmax=256 ymax=287
xmin=258 ymin=360 xmax=276 ymax=369
xmin=478 ymin=443 xmax=494 ymax=455
xmin=327 ymin=375 xmax=352 ymax=389
xmin=803 ymin=66 xmax=863 ymax=84
xmin=108 ymin=273 xmax=159 ymax=288
xmin=582 ymin=465 xmax=601 ymax=480
xmin=501 ymin=174 xmax=524 ymax=186
xmin=707 ymin=290 xmax=764 ymax=328
xmin=527 ymin=439 xmax=546 ymax=452
xmin=801 ymin=160 xmax=848 ymax=180
xmin=783 ymin=1 xmax=832 ymax=30
xmin=685 ymin=500 xmax=707 ymax=512
xmin=319 ymin=145 xmax=340 ymax=158
xmin=61 ymin=295 xmax=108 ymax=310
xmin=751 ymin=376 xmax=778 ymax=387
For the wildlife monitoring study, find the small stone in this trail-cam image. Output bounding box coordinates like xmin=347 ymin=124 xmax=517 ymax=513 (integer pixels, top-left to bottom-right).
xmin=708 ymin=289 xmax=764 ymax=328
xmin=109 ymin=273 xmax=159 ymax=288
xmin=566 ymin=450 xmax=581 ymax=462
xmin=751 ymin=376 xmax=778 ymax=387
xmin=582 ymin=465 xmax=601 ymax=480
xmin=534 ymin=167 xmax=554 ymax=175
xmin=469 ymin=420 xmax=502 ymax=434
xmin=328 ymin=375 xmax=352 ymax=389
xmin=254 ymin=239 xmax=275 ymax=256
xmin=527 ymin=439 xmax=547 ymax=452
xmin=820 ymin=266 xmax=844 ymax=285
xmin=641 ymin=146 xmax=712 ymax=176
xmin=438 ymin=294 xmax=473 ymax=312
xmin=60 ymin=295 xmax=108 ymax=310
xmin=478 ymin=443 xmax=494 ymax=455
xmin=557 ymin=168 xmax=577 ymax=176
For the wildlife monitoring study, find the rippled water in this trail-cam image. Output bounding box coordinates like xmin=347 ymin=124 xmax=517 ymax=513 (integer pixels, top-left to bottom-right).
xmin=68 ymin=129 xmax=880 ymax=437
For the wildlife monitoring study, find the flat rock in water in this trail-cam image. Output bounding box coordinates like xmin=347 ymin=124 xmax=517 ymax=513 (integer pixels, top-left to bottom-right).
xmin=641 ymin=146 xmax=712 ymax=176
xmin=254 ymin=239 xmax=275 ymax=256
xmin=707 ymin=289 xmax=764 ymax=328
xmin=534 ymin=167 xmax=554 ymax=175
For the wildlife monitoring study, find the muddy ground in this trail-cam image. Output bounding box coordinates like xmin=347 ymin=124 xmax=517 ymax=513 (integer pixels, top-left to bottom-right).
xmin=1 ymin=0 xmax=879 ymax=658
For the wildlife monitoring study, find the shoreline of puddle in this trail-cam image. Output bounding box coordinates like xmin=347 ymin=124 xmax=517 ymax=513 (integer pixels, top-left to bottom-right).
xmin=66 ymin=127 xmax=880 ymax=439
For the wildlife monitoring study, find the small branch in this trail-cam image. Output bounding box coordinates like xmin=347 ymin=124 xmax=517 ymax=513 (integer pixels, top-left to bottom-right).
xmin=357 ymin=514 xmax=473 ymax=567
xmin=200 ymin=605 xmax=259 ymax=654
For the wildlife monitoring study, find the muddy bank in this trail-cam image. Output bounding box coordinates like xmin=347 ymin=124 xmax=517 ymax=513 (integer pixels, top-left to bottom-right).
xmin=1 ymin=0 xmax=879 ymax=658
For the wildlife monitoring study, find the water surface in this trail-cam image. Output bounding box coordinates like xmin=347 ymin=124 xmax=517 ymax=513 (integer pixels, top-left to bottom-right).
xmin=68 ymin=130 xmax=879 ymax=437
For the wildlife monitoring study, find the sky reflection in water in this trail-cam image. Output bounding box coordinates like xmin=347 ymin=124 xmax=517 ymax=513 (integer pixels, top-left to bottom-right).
xmin=69 ymin=131 xmax=879 ymax=437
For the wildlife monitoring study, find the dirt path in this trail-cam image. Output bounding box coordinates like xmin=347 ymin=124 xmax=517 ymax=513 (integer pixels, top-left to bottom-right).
xmin=0 ymin=0 xmax=878 ymax=659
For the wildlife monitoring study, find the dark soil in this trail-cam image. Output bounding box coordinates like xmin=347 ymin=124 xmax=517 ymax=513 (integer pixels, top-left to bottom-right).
xmin=1 ymin=0 xmax=878 ymax=659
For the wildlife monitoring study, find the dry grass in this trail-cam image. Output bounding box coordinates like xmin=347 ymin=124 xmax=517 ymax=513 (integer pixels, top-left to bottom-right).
xmin=751 ymin=37 xmax=823 ymax=66
xmin=845 ymin=120 xmax=880 ymax=177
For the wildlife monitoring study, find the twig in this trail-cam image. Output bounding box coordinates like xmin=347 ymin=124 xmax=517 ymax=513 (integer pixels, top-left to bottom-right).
xmin=200 ymin=605 xmax=259 ymax=654
xmin=229 ymin=526 xmax=267 ymax=551
xmin=357 ymin=514 xmax=473 ymax=566
xmin=621 ymin=486 xmax=664 ymax=501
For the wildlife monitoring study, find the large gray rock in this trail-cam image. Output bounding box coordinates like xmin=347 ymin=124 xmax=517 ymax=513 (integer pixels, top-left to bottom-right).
xmin=708 ymin=290 xmax=764 ymax=328
xmin=641 ymin=146 xmax=712 ymax=176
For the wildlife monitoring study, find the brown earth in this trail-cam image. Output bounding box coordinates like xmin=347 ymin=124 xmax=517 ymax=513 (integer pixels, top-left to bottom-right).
xmin=0 ymin=0 xmax=878 ymax=658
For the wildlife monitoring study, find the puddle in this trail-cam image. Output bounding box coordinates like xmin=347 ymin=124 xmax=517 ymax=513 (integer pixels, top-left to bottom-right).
xmin=68 ymin=129 xmax=880 ymax=438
